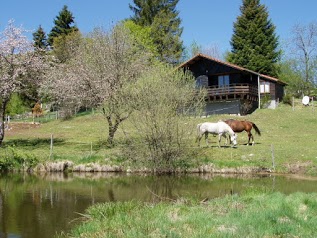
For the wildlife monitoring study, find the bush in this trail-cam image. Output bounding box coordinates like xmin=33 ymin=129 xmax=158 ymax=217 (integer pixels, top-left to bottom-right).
xmin=282 ymin=94 xmax=293 ymax=106
xmin=122 ymin=64 xmax=205 ymax=172
xmin=6 ymin=93 xmax=29 ymax=116
xmin=0 ymin=147 xmax=39 ymax=171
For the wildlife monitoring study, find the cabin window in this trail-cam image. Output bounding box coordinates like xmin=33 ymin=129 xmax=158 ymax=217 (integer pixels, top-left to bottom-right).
xmin=218 ymin=75 xmax=230 ymax=87
xmin=260 ymin=81 xmax=270 ymax=93
xmin=196 ymin=75 xmax=208 ymax=88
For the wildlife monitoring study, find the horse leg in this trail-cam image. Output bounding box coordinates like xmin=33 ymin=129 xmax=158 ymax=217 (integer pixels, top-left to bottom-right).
xmin=247 ymin=131 xmax=253 ymax=145
xmin=197 ymin=134 xmax=201 ymax=147
xmin=251 ymin=133 xmax=255 ymax=146
xmin=218 ymin=134 xmax=222 ymax=148
xmin=222 ymin=134 xmax=228 ymax=146
xmin=205 ymin=133 xmax=209 ymax=147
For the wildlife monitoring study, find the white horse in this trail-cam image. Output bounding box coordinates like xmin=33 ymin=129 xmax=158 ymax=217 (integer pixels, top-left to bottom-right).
xmin=196 ymin=121 xmax=237 ymax=148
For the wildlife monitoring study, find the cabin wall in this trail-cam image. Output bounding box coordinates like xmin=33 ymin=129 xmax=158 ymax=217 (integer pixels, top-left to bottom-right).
xmin=203 ymin=99 xmax=258 ymax=116
xmin=275 ymin=84 xmax=284 ymax=101
xmin=204 ymin=100 xmax=241 ymax=115
xmin=198 ymin=73 xmax=259 ymax=87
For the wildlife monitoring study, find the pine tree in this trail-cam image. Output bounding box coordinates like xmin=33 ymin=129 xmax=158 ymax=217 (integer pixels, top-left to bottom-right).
xmin=32 ymin=25 xmax=48 ymax=50
xmin=228 ymin=0 xmax=281 ymax=77
xmin=47 ymin=5 xmax=78 ymax=46
xmin=129 ymin=0 xmax=183 ymax=64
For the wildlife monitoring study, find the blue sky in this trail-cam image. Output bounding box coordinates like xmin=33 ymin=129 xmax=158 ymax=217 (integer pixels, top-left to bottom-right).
xmin=1 ymin=0 xmax=317 ymax=56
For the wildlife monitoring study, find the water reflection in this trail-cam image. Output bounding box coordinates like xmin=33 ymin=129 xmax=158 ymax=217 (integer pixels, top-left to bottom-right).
xmin=0 ymin=172 xmax=317 ymax=238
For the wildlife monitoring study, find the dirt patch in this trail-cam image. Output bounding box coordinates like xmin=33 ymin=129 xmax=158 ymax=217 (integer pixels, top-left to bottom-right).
xmin=5 ymin=122 xmax=41 ymax=135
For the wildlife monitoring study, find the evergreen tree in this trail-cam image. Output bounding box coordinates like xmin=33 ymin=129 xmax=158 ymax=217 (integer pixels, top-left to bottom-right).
xmin=129 ymin=0 xmax=183 ymax=64
xmin=32 ymin=25 xmax=48 ymax=50
xmin=227 ymin=0 xmax=281 ymax=77
xmin=47 ymin=5 xmax=78 ymax=46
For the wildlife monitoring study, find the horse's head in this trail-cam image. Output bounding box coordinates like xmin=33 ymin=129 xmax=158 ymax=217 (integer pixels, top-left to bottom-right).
xmin=230 ymin=133 xmax=237 ymax=146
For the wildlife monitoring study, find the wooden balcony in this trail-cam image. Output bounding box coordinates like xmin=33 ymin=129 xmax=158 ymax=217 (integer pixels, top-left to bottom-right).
xmin=205 ymin=83 xmax=258 ymax=101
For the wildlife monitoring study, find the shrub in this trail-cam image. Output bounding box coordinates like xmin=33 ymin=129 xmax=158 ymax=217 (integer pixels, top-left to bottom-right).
xmin=0 ymin=146 xmax=39 ymax=171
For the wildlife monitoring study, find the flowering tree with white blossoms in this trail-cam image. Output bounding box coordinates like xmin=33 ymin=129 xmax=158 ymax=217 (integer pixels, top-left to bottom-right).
xmin=0 ymin=20 xmax=45 ymax=146
xmin=41 ymin=23 xmax=152 ymax=145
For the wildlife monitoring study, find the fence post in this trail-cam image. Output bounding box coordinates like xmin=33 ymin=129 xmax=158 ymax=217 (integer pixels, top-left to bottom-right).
xmin=50 ymin=134 xmax=53 ymax=160
xmin=271 ymin=144 xmax=275 ymax=171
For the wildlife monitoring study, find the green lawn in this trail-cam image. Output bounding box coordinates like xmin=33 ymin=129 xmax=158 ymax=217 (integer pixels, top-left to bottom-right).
xmin=1 ymin=101 xmax=317 ymax=175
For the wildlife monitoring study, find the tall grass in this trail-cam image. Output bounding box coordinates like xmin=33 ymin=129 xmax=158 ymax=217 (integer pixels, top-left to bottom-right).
xmin=61 ymin=191 xmax=317 ymax=238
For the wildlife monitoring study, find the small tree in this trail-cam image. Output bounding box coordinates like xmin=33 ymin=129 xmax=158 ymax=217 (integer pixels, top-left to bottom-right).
xmin=125 ymin=64 xmax=205 ymax=172
xmin=33 ymin=25 xmax=48 ymax=51
xmin=0 ymin=20 xmax=45 ymax=145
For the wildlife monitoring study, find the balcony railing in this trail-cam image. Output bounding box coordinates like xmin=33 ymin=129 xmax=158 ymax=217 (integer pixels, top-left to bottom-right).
xmin=205 ymin=83 xmax=258 ymax=100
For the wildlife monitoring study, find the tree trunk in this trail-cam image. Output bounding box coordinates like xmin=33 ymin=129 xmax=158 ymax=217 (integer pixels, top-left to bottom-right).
xmin=106 ymin=116 xmax=120 ymax=146
xmin=104 ymin=109 xmax=130 ymax=146
xmin=0 ymin=101 xmax=7 ymax=146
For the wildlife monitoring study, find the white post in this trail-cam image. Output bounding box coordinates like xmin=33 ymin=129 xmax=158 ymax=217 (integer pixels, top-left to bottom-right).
xmin=271 ymin=144 xmax=275 ymax=171
xmin=257 ymin=75 xmax=261 ymax=109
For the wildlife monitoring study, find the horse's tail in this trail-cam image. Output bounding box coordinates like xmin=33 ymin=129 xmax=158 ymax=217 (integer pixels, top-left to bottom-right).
xmin=252 ymin=123 xmax=261 ymax=136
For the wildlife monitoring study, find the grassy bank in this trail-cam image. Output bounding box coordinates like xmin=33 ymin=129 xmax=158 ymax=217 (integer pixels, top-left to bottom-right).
xmin=1 ymin=101 xmax=317 ymax=174
xmin=60 ymin=191 xmax=317 ymax=238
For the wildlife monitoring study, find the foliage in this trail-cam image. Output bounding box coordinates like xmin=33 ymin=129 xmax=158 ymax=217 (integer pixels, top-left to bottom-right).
xmin=278 ymin=59 xmax=309 ymax=98
xmin=52 ymin=30 xmax=82 ymax=63
xmin=6 ymin=93 xmax=29 ymax=116
xmin=47 ymin=5 xmax=79 ymax=47
xmin=281 ymin=93 xmax=293 ymax=106
xmin=129 ymin=0 xmax=184 ymax=64
xmin=123 ymin=63 xmax=205 ymax=172
xmin=260 ymin=94 xmax=271 ymax=108
xmin=123 ymin=19 xmax=159 ymax=59
xmin=0 ymin=20 xmax=46 ymax=146
xmin=227 ymin=0 xmax=281 ymax=77
xmin=0 ymin=146 xmax=38 ymax=171
xmin=32 ymin=25 xmax=48 ymax=51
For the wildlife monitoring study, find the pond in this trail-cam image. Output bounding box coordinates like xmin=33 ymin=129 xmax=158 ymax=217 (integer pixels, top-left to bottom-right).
xmin=1 ymin=172 xmax=317 ymax=238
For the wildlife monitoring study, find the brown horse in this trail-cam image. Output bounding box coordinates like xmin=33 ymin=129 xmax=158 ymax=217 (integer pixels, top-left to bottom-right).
xmin=224 ymin=119 xmax=261 ymax=145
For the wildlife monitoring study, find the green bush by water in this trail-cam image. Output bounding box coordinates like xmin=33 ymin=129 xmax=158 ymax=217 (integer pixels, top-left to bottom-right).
xmin=0 ymin=146 xmax=39 ymax=171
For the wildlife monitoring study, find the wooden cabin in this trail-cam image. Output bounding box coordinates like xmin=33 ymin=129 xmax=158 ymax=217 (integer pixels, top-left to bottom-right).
xmin=178 ymin=53 xmax=287 ymax=115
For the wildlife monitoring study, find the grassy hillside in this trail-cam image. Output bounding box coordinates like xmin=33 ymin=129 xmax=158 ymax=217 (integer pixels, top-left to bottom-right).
xmin=1 ymin=101 xmax=317 ymax=175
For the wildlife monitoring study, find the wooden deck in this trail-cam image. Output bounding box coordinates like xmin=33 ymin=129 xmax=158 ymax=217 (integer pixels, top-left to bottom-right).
xmin=205 ymin=83 xmax=258 ymax=101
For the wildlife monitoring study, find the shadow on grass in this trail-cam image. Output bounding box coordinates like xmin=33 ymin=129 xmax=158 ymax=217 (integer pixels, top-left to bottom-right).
xmin=3 ymin=138 xmax=65 ymax=147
